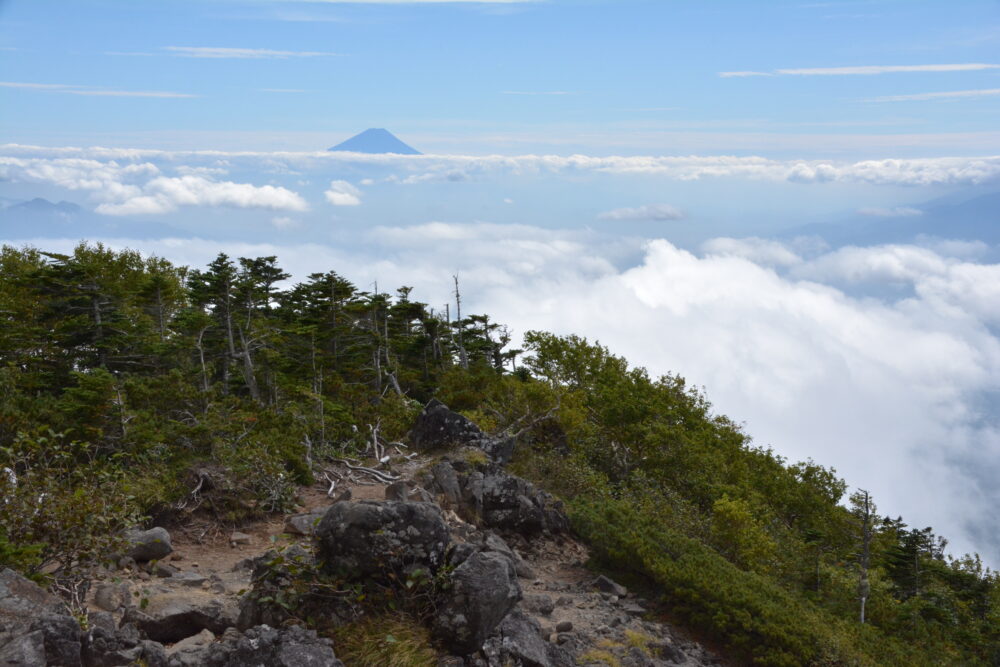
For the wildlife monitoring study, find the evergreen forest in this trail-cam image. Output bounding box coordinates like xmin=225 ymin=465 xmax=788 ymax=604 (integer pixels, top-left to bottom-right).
xmin=1 ymin=242 xmax=998 ymax=666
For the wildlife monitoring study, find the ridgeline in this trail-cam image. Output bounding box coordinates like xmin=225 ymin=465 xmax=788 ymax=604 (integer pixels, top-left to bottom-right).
xmin=1 ymin=243 xmax=997 ymax=666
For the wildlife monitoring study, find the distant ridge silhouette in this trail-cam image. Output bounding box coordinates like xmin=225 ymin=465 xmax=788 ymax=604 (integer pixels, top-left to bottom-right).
xmin=328 ymin=128 xmax=421 ymax=155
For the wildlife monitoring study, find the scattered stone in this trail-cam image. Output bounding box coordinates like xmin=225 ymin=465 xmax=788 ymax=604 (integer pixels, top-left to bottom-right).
xmin=93 ymin=582 xmax=128 ymax=612
xmin=284 ymin=511 xmax=325 ymax=536
xmin=593 ymin=574 xmax=628 ymax=598
xmin=482 ymin=608 xmax=574 ymax=667
xmin=125 ymin=527 xmax=173 ymax=562
xmin=166 ymin=628 xmax=215 ymax=659
xmin=621 ymin=601 xmax=647 ymax=617
xmin=522 ymin=594 xmax=556 ymax=616
xmin=154 ymin=562 xmax=180 ymax=578
xmin=229 ymin=532 xmax=252 ymax=546
xmin=555 ymin=620 xmax=573 ymax=633
xmin=169 ymin=572 xmax=207 ymax=587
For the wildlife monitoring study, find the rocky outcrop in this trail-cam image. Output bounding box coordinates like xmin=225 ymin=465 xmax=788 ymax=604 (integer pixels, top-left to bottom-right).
xmin=409 ymin=399 xmax=485 ymax=452
xmin=166 ymin=625 xmax=342 ymax=667
xmin=0 ymin=568 xmax=82 ymax=666
xmin=433 ymin=550 xmax=522 ymax=654
xmin=315 ymin=500 xmax=450 ymax=579
xmin=422 ymin=460 xmax=568 ymax=537
xmin=409 ymin=399 xmax=519 ymax=464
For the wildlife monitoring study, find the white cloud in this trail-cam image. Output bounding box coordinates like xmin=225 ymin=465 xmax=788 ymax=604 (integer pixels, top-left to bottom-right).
xmin=324 ymin=180 xmax=362 ymax=206
xmin=0 ymin=81 xmax=195 ymax=98
xmin=598 ymin=204 xmax=684 ymax=222
xmin=869 ymin=88 xmax=1000 ymax=102
xmin=271 ymin=216 xmax=298 ymax=229
xmin=721 ymin=63 xmax=1000 ymax=77
xmin=718 ymin=71 xmax=772 ymax=78
xmin=501 ymin=90 xmax=575 ymax=95
xmin=857 ymin=206 xmax=923 ymax=217
xmin=702 ymin=237 xmax=803 ymax=267
xmin=4 ymin=145 xmax=1000 ymax=190
xmin=164 ymin=47 xmax=339 ymax=59
xmin=0 ymin=157 xmax=307 ymax=215
xmin=779 ymin=63 xmax=1000 ymax=75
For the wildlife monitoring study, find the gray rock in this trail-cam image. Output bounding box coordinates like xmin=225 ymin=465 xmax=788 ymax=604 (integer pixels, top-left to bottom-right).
xmin=0 ymin=568 xmax=83 ymax=667
xmin=593 ymin=575 xmax=628 ymax=598
xmin=554 ymin=620 xmax=573 ymax=633
xmin=481 ymin=609 xmax=574 ymax=667
xmin=284 ymin=510 xmax=325 ymax=536
xmin=409 ymin=399 xmax=484 ymax=452
xmin=92 ymin=582 xmax=128 ymax=612
xmin=522 ymin=594 xmax=555 ymax=616
xmin=315 ymin=501 xmax=450 ymax=579
xmin=125 ymin=527 xmax=173 ymax=562
xmin=208 ymin=625 xmax=342 ymax=667
xmin=229 ymin=532 xmax=252 ymax=546
xmin=433 ymin=551 xmax=522 ymax=655
xmin=169 ymin=571 xmax=207 ymax=587
xmin=125 ymin=593 xmax=237 ymax=643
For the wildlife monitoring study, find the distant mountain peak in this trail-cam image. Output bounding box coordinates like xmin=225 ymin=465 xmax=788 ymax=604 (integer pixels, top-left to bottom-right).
xmin=328 ymin=128 xmax=421 ymax=155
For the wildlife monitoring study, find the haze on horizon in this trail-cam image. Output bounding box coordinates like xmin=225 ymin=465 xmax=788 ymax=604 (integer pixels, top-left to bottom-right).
xmin=2 ymin=0 xmax=1000 ymax=564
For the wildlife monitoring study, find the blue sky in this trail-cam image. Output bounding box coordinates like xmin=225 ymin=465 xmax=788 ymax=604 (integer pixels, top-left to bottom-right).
xmin=2 ymin=0 xmax=1000 ymax=155
xmin=3 ymin=0 xmax=1000 ymax=563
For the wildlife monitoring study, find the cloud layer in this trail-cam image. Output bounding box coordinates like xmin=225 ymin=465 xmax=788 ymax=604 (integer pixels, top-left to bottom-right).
xmin=6 ymin=145 xmax=998 ymax=190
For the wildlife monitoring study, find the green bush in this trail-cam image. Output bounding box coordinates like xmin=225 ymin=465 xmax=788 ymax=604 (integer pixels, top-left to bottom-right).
xmin=570 ymin=496 xmax=920 ymax=667
xmin=0 ymin=430 xmax=141 ymax=576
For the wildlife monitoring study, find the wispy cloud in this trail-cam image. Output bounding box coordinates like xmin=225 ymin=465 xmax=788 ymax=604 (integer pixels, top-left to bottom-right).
xmin=720 ymin=63 xmax=1000 ymax=77
xmin=0 ymin=81 xmax=195 ymax=98
xmin=325 ymin=180 xmax=362 ymax=206
xmin=259 ymin=88 xmax=310 ymax=93
xmin=290 ymin=0 xmax=536 ymax=3
xmin=501 ymin=90 xmax=574 ymax=95
xmin=858 ymin=206 xmax=923 ymax=217
xmin=164 ymin=46 xmax=339 ymax=59
xmin=598 ymin=204 xmax=684 ymax=221
xmin=868 ymin=88 xmax=1000 ymax=102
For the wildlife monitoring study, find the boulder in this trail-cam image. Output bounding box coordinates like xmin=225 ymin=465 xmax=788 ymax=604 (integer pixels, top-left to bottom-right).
xmin=125 ymin=527 xmax=173 ymax=562
xmin=283 ymin=510 xmax=325 ymax=536
xmin=84 ymin=616 xmax=167 ymax=667
xmin=0 ymin=568 xmax=83 ymax=667
xmin=481 ymin=609 xmax=574 ymax=667
xmin=480 ymin=471 xmax=568 ymax=536
xmin=432 ymin=551 xmax=521 ymax=655
xmin=409 ymin=399 xmax=484 ymax=452
xmin=593 ymin=575 xmax=628 ymax=598
xmin=315 ymin=501 xmax=450 ymax=579
xmin=166 ymin=625 xmax=341 ymax=667
xmin=422 ymin=463 xmax=568 ymax=537
xmin=124 ymin=592 xmax=237 ymax=643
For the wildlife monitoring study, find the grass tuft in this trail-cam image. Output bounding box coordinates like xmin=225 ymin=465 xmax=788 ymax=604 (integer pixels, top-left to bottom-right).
xmin=331 ymin=614 xmax=438 ymax=667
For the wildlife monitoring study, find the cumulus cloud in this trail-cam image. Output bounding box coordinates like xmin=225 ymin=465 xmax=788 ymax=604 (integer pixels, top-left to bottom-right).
xmin=598 ymin=204 xmax=684 ymax=222
xmin=701 ymin=237 xmax=804 ymax=267
xmin=324 ymin=180 xmax=362 ymax=206
xmin=0 ymin=156 xmax=307 ymax=215
xmin=858 ymin=206 xmax=923 ymax=217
